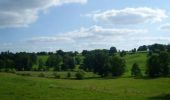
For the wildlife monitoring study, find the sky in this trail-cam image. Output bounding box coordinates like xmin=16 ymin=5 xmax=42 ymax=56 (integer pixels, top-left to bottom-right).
xmin=0 ymin=0 xmax=170 ymax=52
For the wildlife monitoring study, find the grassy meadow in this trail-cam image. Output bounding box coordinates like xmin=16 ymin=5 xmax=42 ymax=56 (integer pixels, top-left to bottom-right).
xmin=0 ymin=52 xmax=170 ymax=100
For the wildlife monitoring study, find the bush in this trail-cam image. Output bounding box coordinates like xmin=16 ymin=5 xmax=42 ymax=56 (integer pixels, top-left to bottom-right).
xmin=75 ymin=70 xmax=85 ymax=80
xmin=38 ymin=73 xmax=45 ymax=77
xmin=53 ymin=72 xmax=61 ymax=79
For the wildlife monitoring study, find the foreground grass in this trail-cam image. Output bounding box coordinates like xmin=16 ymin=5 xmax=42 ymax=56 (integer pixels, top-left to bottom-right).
xmin=0 ymin=73 xmax=170 ymax=100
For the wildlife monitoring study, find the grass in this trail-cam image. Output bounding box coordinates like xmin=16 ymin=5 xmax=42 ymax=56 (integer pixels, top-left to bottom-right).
xmin=0 ymin=73 xmax=170 ymax=100
xmin=0 ymin=52 xmax=170 ymax=100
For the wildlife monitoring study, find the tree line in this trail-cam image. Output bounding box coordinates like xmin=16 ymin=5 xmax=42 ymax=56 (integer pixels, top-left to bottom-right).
xmin=0 ymin=43 xmax=170 ymax=78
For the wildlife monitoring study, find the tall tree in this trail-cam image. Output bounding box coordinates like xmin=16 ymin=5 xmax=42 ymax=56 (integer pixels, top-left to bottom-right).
xmin=46 ymin=55 xmax=62 ymax=71
xmin=109 ymin=56 xmax=126 ymax=76
xmin=131 ymin=63 xmax=141 ymax=77
xmin=62 ymin=54 xmax=75 ymax=71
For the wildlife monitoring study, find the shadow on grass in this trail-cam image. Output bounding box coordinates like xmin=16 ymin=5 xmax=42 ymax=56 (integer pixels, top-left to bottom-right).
xmin=149 ymin=94 xmax=170 ymax=100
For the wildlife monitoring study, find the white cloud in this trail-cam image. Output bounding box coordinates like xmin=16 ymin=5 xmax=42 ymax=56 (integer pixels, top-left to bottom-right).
xmin=160 ymin=23 xmax=170 ymax=31
xmin=27 ymin=25 xmax=147 ymax=43
xmin=86 ymin=7 xmax=167 ymax=25
xmin=27 ymin=36 xmax=75 ymax=44
xmin=3 ymin=25 xmax=170 ymax=52
xmin=0 ymin=0 xmax=87 ymax=28
xmin=25 ymin=25 xmax=148 ymax=51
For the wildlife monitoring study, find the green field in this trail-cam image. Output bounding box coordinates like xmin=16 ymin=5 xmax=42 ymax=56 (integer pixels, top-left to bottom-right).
xmin=0 ymin=53 xmax=170 ymax=100
xmin=0 ymin=73 xmax=170 ymax=100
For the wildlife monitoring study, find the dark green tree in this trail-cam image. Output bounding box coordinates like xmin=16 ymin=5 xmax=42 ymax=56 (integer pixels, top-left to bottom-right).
xmin=131 ymin=63 xmax=142 ymax=77
xmin=46 ymin=55 xmax=62 ymax=71
xmin=147 ymin=54 xmax=161 ymax=77
xmin=137 ymin=45 xmax=148 ymax=51
xmin=38 ymin=59 xmax=44 ymax=71
xmin=62 ymin=54 xmax=75 ymax=71
xmin=109 ymin=47 xmax=117 ymax=55
xmin=109 ymin=56 xmax=126 ymax=76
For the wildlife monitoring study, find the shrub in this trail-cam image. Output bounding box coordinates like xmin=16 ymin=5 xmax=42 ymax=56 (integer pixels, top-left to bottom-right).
xmin=75 ymin=70 xmax=85 ymax=80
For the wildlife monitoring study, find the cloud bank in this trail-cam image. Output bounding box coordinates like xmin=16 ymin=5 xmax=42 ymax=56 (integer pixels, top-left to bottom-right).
xmin=26 ymin=25 xmax=148 ymax=51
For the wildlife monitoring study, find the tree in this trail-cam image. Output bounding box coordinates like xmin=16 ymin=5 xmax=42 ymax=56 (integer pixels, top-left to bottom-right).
xmin=132 ymin=48 xmax=137 ymax=53
xmin=46 ymin=55 xmax=62 ymax=71
xmin=82 ymin=50 xmax=109 ymax=77
xmin=109 ymin=56 xmax=126 ymax=76
xmin=159 ymin=52 xmax=170 ymax=76
xmin=146 ymin=52 xmax=170 ymax=77
xmin=147 ymin=54 xmax=161 ymax=77
xmin=62 ymin=54 xmax=75 ymax=71
xmin=56 ymin=50 xmax=65 ymax=56
xmin=14 ymin=53 xmax=34 ymax=71
xmin=109 ymin=47 xmax=117 ymax=54
xmin=38 ymin=59 xmax=44 ymax=71
xmin=120 ymin=50 xmax=126 ymax=57
xmin=0 ymin=60 xmax=5 ymax=70
xmin=148 ymin=44 xmax=166 ymax=53
xmin=82 ymin=53 xmax=94 ymax=71
xmin=167 ymin=44 xmax=170 ymax=53
xmin=131 ymin=63 xmax=142 ymax=77
xmin=75 ymin=56 xmax=81 ymax=65
xmin=137 ymin=45 xmax=148 ymax=51
xmin=82 ymin=50 xmax=88 ymax=56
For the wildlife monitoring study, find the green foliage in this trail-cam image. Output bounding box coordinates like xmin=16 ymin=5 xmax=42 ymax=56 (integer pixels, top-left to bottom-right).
xmin=38 ymin=59 xmax=45 ymax=71
xmin=147 ymin=52 xmax=170 ymax=77
xmin=62 ymin=54 xmax=75 ymax=71
xmin=109 ymin=46 xmax=117 ymax=54
xmin=46 ymin=54 xmax=62 ymax=71
xmin=167 ymin=44 xmax=170 ymax=53
xmin=148 ymin=43 xmax=166 ymax=53
xmin=75 ymin=56 xmax=82 ymax=65
xmin=137 ymin=45 xmax=148 ymax=51
xmin=109 ymin=56 xmax=126 ymax=77
xmin=120 ymin=50 xmax=126 ymax=57
xmin=75 ymin=70 xmax=85 ymax=80
xmin=131 ymin=63 xmax=142 ymax=77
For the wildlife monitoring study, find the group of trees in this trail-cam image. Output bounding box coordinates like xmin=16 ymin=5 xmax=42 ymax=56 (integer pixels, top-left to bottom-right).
xmin=0 ymin=51 xmax=37 ymax=71
xmin=46 ymin=53 xmax=75 ymax=71
xmin=0 ymin=44 xmax=170 ymax=78
xmin=81 ymin=49 xmax=126 ymax=77
xmin=145 ymin=44 xmax=170 ymax=77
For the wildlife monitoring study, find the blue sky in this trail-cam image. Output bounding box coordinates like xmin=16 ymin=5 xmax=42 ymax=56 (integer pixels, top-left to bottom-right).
xmin=0 ymin=0 xmax=170 ymax=52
